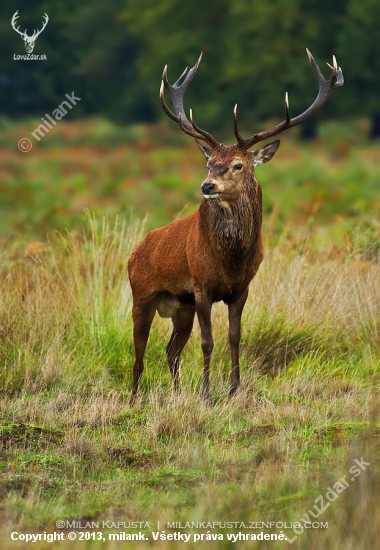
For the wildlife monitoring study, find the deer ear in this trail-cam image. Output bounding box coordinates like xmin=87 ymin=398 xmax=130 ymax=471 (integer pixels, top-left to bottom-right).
xmin=251 ymin=140 xmax=280 ymax=165
xmin=195 ymin=139 xmax=213 ymax=160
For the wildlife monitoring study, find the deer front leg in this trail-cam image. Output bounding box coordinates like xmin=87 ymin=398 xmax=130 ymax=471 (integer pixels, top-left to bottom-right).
xmin=130 ymin=298 xmax=157 ymax=405
xmin=195 ymin=290 xmax=213 ymax=401
xmin=228 ymin=289 xmax=249 ymax=396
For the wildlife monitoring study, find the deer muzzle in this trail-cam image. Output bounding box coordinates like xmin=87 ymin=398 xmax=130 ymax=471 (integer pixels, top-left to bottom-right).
xmin=201 ymin=180 xmax=220 ymax=199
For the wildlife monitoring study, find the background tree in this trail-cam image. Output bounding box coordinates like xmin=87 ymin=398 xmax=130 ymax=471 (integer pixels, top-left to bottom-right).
xmin=337 ymin=0 xmax=380 ymax=136
xmin=223 ymin=0 xmax=348 ymax=138
xmin=121 ymin=0 xmax=231 ymax=128
xmin=1 ymin=0 xmax=380 ymax=137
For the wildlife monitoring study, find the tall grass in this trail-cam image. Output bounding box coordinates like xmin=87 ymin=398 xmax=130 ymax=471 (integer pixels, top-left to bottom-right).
xmin=0 ymin=214 xmax=379 ymax=548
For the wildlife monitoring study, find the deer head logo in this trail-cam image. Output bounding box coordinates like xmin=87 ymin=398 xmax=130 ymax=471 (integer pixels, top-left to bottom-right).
xmin=11 ymin=11 xmax=48 ymax=54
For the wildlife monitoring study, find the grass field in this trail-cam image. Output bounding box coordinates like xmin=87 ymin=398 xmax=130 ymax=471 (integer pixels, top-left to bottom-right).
xmin=0 ymin=120 xmax=379 ymax=548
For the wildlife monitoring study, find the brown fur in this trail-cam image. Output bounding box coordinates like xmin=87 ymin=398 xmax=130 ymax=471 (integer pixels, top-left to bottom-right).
xmin=128 ymin=141 xmax=279 ymax=402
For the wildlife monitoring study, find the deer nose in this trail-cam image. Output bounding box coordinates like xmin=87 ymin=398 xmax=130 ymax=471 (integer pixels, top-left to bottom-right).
xmin=201 ymin=182 xmax=216 ymax=195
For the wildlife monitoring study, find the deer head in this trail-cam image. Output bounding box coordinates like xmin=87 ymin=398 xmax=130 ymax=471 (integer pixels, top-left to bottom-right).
xmin=11 ymin=11 xmax=49 ymax=54
xmin=160 ymin=50 xmax=344 ymax=203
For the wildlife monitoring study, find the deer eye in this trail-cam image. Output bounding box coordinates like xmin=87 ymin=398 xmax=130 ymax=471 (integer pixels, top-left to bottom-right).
xmin=233 ymin=163 xmax=243 ymax=171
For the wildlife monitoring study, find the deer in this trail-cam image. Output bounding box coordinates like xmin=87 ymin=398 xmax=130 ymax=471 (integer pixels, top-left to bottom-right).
xmin=11 ymin=11 xmax=49 ymax=54
xmin=128 ymin=49 xmax=343 ymax=403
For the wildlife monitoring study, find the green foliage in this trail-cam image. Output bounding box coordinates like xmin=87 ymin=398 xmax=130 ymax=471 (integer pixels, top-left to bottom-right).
xmin=337 ymin=0 xmax=380 ymax=117
xmin=2 ymin=0 xmax=380 ymax=131
xmin=0 ymin=120 xmax=379 ymax=246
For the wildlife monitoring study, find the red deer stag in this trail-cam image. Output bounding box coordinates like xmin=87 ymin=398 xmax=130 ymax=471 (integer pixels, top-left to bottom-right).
xmin=128 ymin=50 xmax=343 ymax=402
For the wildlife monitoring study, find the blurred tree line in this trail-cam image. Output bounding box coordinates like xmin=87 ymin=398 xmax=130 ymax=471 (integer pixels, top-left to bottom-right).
xmin=1 ymin=0 xmax=380 ymax=136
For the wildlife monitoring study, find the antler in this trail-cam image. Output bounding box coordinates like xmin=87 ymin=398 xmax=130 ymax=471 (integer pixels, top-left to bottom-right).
xmin=31 ymin=13 xmax=49 ymax=39
xmin=160 ymin=53 xmax=219 ymax=149
xmin=234 ymin=49 xmax=344 ymax=151
xmin=11 ymin=11 xmax=26 ymax=38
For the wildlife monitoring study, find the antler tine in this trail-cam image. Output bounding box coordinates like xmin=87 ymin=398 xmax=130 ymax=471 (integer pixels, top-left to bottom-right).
xmin=172 ymin=66 xmax=189 ymax=88
xmin=160 ymin=55 xmax=202 ymax=130
xmin=160 ymin=79 xmax=179 ymax=124
xmin=160 ymin=52 xmax=219 ymax=149
xmin=285 ymin=92 xmax=290 ymax=124
xmin=236 ymin=49 xmax=344 ymax=151
xmin=233 ymin=104 xmax=246 ymax=148
xmin=178 ymin=113 xmax=205 ymax=140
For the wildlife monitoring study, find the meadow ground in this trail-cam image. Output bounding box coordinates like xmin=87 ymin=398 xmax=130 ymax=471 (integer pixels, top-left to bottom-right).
xmin=0 ymin=119 xmax=379 ymax=548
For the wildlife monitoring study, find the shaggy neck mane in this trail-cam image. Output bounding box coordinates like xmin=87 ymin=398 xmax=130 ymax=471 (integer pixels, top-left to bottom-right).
xmin=199 ymin=175 xmax=262 ymax=267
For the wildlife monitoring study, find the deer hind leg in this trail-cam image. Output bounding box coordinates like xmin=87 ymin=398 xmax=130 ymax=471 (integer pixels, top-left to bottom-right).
xmin=166 ymin=305 xmax=195 ymax=392
xmin=130 ymin=297 xmax=157 ymax=404
xmin=228 ymin=289 xmax=249 ymax=396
